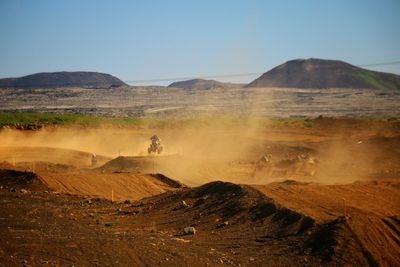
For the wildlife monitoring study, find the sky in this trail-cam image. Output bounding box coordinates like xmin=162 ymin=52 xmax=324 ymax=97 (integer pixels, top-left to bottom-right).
xmin=1 ymin=0 xmax=399 ymax=85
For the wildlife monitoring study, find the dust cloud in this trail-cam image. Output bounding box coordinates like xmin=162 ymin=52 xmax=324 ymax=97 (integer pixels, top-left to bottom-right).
xmin=0 ymin=126 xmax=151 ymax=157
xmin=0 ymin=115 xmax=398 ymax=186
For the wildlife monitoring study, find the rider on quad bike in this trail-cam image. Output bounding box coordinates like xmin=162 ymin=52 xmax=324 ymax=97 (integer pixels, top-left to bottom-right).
xmin=148 ymin=134 xmax=163 ymax=154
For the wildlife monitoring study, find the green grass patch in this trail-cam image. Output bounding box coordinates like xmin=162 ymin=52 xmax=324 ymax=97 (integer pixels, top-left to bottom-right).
xmin=0 ymin=113 xmax=136 ymax=127
xmin=267 ymin=117 xmax=314 ymax=128
xmin=0 ymin=113 xmax=319 ymax=129
xmin=356 ymin=70 xmax=397 ymax=91
xmin=5 ymin=113 xmax=397 ymax=130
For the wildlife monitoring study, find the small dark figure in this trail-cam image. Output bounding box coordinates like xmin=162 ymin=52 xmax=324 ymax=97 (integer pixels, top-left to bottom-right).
xmin=148 ymin=135 xmax=163 ymax=154
xmin=252 ymin=153 xmax=272 ymax=177
xmin=91 ymin=153 xmax=97 ymax=167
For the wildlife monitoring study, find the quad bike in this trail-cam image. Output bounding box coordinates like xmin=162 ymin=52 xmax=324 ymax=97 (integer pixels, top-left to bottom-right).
xmin=148 ymin=142 xmax=163 ymax=154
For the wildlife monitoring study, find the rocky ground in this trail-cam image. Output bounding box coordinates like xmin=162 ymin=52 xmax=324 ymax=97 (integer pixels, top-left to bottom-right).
xmin=1 ymin=86 xmax=400 ymax=117
xmin=0 ymin=169 xmax=398 ymax=266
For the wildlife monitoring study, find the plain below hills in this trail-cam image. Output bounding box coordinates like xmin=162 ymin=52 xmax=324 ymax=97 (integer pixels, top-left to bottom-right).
xmin=0 ymin=71 xmax=127 ymax=89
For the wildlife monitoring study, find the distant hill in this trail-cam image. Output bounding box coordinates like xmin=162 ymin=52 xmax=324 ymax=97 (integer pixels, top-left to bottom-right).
xmin=246 ymin=58 xmax=400 ymax=90
xmin=0 ymin=71 xmax=127 ymax=89
xmin=168 ymin=79 xmax=243 ymax=89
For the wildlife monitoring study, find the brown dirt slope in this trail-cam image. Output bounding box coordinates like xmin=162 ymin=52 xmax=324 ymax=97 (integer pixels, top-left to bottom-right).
xmin=122 ymin=181 xmax=377 ymax=266
xmin=0 ymin=169 xmax=399 ymax=266
xmin=38 ymin=172 xmax=184 ymax=201
xmin=0 ymin=162 xmax=184 ymax=201
xmin=253 ymin=180 xmax=400 ymax=266
xmin=0 ymin=169 xmax=47 ymax=191
xmin=98 ymin=156 xmax=212 ymax=186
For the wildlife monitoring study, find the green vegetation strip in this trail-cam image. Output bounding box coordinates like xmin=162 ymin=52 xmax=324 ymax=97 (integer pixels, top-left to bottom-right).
xmin=356 ymin=70 xmax=398 ymax=91
xmin=0 ymin=113 xmax=398 ymax=129
xmin=0 ymin=113 xmax=142 ymax=127
xmin=0 ymin=113 xmax=314 ymax=129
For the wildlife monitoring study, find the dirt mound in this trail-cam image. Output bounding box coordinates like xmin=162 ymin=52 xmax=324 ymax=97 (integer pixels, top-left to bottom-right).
xmin=0 ymin=156 xmax=187 ymax=200
xmin=150 ymin=173 xmax=186 ymax=189
xmin=0 ymin=146 xmax=110 ymax=167
xmin=307 ymin=212 xmax=400 ymax=266
xmin=39 ymin=171 xmax=185 ymax=201
xmin=306 ymin=217 xmax=370 ymax=265
xmin=98 ymin=156 xmax=152 ymax=172
xmin=0 ymin=155 xmax=187 ymax=201
xmin=0 ymin=161 xmax=15 ymax=170
xmin=97 ymin=155 xmax=210 ymax=186
xmin=0 ymin=170 xmax=47 ymax=191
xmin=132 ymin=180 xmax=400 ymax=266
xmin=11 ymin=161 xmax=78 ymax=173
xmin=30 ymin=161 xmax=77 ymax=172
xmin=139 ymin=181 xmax=315 ymax=238
xmin=253 ymin=180 xmax=400 ymax=266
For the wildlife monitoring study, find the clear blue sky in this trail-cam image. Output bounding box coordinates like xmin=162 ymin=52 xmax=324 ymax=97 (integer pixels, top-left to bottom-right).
xmin=1 ymin=0 xmax=399 ymax=85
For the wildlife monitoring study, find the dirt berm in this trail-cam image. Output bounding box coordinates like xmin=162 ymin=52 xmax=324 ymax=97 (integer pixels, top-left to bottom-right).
xmin=0 ymin=169 xmax=47 ymax=191
xmin=0 ymin=161 xmax=186 ymax=201
xmin=1 ymin=168 xmax=399 ymax=266
xmin=97 ymin=155 xmax=211 ymax=186
xmin=133 ymin=180 xmax=399 ymax=266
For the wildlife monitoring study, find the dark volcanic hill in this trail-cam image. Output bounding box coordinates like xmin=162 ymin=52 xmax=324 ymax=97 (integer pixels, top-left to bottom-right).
xmin=246 ymin=58 xmax=400 ymax=90
xmin=0 ymin=71 xmax=126 ymax=89
xmin=168 ymin=79 xmax=243 ymax=89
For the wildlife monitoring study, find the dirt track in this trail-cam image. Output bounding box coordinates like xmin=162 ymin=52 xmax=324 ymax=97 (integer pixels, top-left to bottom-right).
xmin=1 ymin=172 xmax=399 ymax=266
xmin=0 ymin=120 xmax=399 ymax=266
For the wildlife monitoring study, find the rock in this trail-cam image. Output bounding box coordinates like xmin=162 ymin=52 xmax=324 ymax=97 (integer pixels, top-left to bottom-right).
xmin=20 ymin=189 xmax=29 ymax=194
xmin=183 ymin=226 xmax=196 ymax=235
xmin=193 ymin=197 xmax=206 ymax=207
xmin=172 ymin=237 xmax=191 ymax=243
xmin=173 ymin=200 xmax=189 ymax=211
xmin=216 ymin=221 xmax=229 ymax=229
xmin=10 ymin=188 xmax=16 ymax=192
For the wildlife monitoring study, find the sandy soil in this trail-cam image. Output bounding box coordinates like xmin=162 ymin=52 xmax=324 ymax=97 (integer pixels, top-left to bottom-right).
xmin=0 ymin=119 xmax=399 ymax=266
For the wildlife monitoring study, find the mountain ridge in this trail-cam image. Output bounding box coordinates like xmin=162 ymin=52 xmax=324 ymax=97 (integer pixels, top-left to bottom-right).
xmin=246 ymin=58 xmax=400 ymax=90
xmin=168 ymin=78 xmax=244 ymax=90
xmin=0 ymin=71 xmax=126 ymax=89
